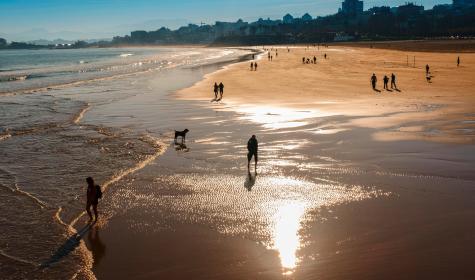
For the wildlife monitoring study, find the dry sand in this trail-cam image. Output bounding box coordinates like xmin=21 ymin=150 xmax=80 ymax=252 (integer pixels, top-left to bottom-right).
xmin=179 ymin=46 xmax=475 ymax=144
xmin=88 ymin=46 xmax=475 ymax=279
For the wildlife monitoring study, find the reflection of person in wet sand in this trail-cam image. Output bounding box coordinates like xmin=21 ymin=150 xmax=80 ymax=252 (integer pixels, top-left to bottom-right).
xmin=247 ymin=135 xmax=258 ymax=171
xmin=244 ymin=171 xmax=257 ymax=191
xmin=87 ymin=225 xmax=106 ymax=266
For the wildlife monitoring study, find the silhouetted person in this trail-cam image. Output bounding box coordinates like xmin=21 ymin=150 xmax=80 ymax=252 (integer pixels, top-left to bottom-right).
xmin=383 ymin=75 xmax=389 ymax=90
xmin=86 ymin=177 xmax=101 ymax=222
xmin=219 ymin=82 xmax=224 ymax=98
xmin=213 ymin=83 xmax=219 ymax=99
xmin=254 ymin=62 xmax=258 ymax=71
xmin=457 ymin=56 xmax=460 ymax=67
xmin=426 ymin=64 xmax=430 ymax=74
xmin=324 ymin=53 xmax=327 ymax=59
xmin=247 ymin=135 xmax=258 ymax=171
xmin=302 ymin=57 xmax=305 ymax=64
xmin=391 ymin=73 xmax=397 ymax=89
xmin=268 ymin=53 xmax=271 ymax=61
xmin=250 ymin=62 xmax=254 ymax=71
xmin=270 ymin=56 xmax=273 ymax=61
xmin=313 ymin=56 xmax=317 ymax=64
xmin=371 ymin=73 xmax=377 ymax=90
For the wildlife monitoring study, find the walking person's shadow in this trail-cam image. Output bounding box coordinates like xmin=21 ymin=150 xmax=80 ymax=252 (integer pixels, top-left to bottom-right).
xmin=244 ymin=171 xmax=257 ymax=191
xmin=41 ymin=222 xmax=95 ymax=268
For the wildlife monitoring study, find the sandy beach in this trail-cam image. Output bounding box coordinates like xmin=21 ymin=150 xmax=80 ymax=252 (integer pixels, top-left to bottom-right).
xmin=80 ymin=45 xmax=475 ymax=279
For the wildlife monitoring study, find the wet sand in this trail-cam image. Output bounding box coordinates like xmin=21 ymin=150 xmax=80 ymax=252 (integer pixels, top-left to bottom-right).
xmin=87 ymin=46 xmax=475 ymax=279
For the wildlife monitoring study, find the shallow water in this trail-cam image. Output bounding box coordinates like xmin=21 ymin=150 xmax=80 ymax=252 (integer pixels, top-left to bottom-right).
xmin=0 ymin=47 xmax=251 ymax=279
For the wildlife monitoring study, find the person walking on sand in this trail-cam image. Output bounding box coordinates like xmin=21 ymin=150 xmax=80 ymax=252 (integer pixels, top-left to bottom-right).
xmin=213 ymin=83 xmax=219 ymax=99
xmin=313 ymin=56 xmax=317 ymax=64
xmin=86 ymin=177 xmax=102 ymax=222
xmin=391 ymin=73 xmax=397 ymax=89
xmin=254 ymin=62 xmax=258 ymax=71
xmin=383 ymin=75 xmax=389 ymax=90
xmin=457 ymin=56 xmax=460 ymax=67
xmin=247 ymin=135 xmax=258 ymax=171
xmin=250 ymin=62 xmax=254 ymax=71
xmin=426 ymin=64 xmax=430 ymax=75
xmin=371 ymin=73 xmax=377 ymax=90
xmin=219 ymin=82 xmax=224 ymax=99
xmin=302 ymin=57 xmax=305 ymax=64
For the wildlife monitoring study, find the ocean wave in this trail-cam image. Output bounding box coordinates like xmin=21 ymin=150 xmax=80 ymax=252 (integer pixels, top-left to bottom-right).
xmin=120 ymin=53 xmax=134 ymax=58
xmin=0 ymin=74 xmax=29 ymax=82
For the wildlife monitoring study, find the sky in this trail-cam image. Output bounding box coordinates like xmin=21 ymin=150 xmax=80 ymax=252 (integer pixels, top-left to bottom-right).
xmin=0 ymin=0 xmax=451 ymax=41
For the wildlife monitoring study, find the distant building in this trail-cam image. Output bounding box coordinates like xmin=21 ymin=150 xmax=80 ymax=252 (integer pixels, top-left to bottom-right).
xmin=215 ymin=19 xmax=248 ymax=37
xmin=283 ymin=14 xmax=294 ymax=24
xmin=339 ymin=0 xmax=364 ymax=16
xmin=301 ymin=13 xmax=313 ymax=21
xmin=453 ymin=0 xmax=475 ymax=7
xmin=395 ymin=3 xmax=424 ymax=16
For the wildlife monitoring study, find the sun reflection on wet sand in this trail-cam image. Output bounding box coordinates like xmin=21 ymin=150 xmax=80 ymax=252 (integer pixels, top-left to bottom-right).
xmin=272 ymin=201 xmax=307 ymax=274
xmin=233 ymin=105 xmax=331 ymax=130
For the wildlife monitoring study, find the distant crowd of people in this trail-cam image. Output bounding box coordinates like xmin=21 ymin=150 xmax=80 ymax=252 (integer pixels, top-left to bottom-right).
xmin=371 ymin=73 xmax=398 ymax=92
xmin=371 ymin=56 xmax=461 ymax=91
xmin=302 ymin=53 xmax=327 ymax=64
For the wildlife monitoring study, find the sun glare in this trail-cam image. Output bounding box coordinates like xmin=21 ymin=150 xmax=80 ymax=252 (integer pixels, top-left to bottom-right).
xmin=272 ymin=201 xmax=307 ymax=273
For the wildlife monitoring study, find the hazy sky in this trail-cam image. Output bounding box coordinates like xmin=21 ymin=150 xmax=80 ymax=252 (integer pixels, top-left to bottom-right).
xmin=0 ymin=0 xmax=451 ymax=41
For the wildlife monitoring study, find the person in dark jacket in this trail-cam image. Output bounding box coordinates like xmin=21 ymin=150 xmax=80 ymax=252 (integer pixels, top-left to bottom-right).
xmin=213 ymin=83 xmax=219 ymax=99
xmin=219 ymin=82 xmax=224 ymax=99
xmin=247 ymin=135 xmax=258 ymax=171
xmin=86 ymin=177 xmax=100 ymax=222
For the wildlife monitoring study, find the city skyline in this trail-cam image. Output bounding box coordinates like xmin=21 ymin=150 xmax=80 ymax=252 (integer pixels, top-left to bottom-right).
xmin=1 ymin=0 xmax=451 ymax=41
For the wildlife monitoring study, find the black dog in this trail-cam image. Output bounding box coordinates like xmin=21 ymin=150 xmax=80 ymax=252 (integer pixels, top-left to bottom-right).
xmin=174 ymin=129 xmax=189 ymax=143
